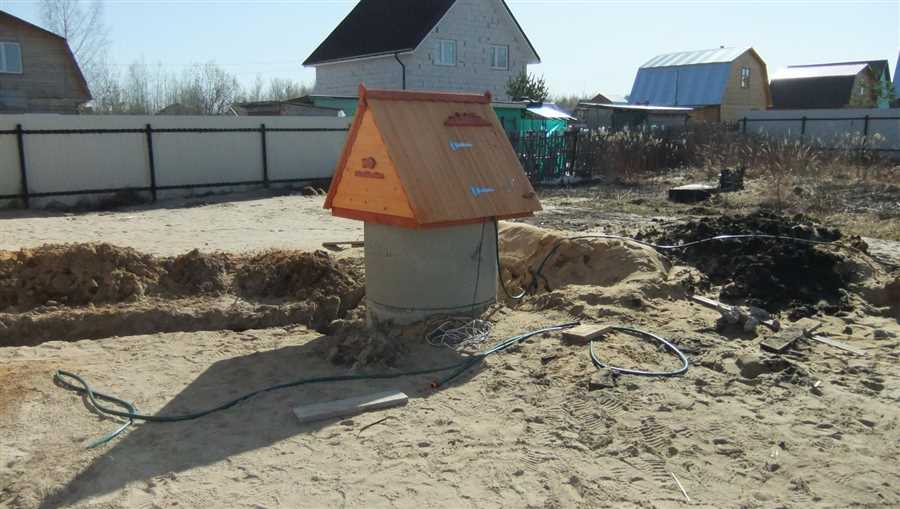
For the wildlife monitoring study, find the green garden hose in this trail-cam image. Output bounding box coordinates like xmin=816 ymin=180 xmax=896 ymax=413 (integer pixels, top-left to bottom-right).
xmin=55 ymin=322 xmax=580 ymax=447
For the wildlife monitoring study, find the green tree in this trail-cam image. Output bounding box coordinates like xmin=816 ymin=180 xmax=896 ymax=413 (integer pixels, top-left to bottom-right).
xmin=506 ymin=71 xmax=549 ymax=102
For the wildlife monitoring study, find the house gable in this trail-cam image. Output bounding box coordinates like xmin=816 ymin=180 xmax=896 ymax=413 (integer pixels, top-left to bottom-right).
xmin=628 ymin=47 xmax=758 ymax=108
xmin=306 ymin=0 xmax=538 ymax=100
xmin=0 ymin=10 xmax=91 ymax=113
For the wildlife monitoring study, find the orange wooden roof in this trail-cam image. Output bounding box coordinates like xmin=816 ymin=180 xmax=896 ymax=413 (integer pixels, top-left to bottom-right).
xmin=324 ymin=86 xmax=541 ymax=229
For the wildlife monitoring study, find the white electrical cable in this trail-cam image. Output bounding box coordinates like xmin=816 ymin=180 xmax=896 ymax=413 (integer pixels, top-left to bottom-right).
xmin=426 ymin=317 xmax=494 ymax=351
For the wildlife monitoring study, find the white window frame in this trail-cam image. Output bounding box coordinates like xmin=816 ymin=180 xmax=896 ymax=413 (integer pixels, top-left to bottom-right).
xmin=740 ymin=66 xmax=751 ymax=89
xmin=490 ymin=45 xmax=509 ymax=70
xmin=858 ymin=84 xmax=866 ymax=97
xmin=435 ymin=39 xmax=457 ymax=67
xmin=0 ymin=42 xmax=23 ymax=74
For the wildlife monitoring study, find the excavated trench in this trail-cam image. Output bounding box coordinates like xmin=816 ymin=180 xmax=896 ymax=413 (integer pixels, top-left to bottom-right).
xmin=0 ymin=244 xmax=365 ymax=347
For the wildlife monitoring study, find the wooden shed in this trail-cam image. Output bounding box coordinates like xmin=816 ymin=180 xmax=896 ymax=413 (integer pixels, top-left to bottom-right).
xmin=325 ymin=86 xmax=541 ymax=228
xmin=325 ymin=86 xmax=541 ymax=325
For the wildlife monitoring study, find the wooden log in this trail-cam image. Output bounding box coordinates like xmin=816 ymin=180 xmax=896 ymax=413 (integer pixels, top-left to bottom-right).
xmin=293 ymin=391 xmax=408 ymax=425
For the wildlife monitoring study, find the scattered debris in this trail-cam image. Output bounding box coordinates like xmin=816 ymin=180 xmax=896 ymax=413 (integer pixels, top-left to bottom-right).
xmin=718 ymin=166 xmax=745 ymax=192
xmin=760 ymin=319 xmax=821 ymax=353
xmin=808 ymin=334 xmax=868 ymax=356
xmin=322 ymin=241 xmax=365 ymax=252
xmin=691 ymin=295 xmax=780 ymax=333
xmin=670 ymin=471 xmax=691 ymax=502
xmin=292 ymin=391 xmax=408 ymax=425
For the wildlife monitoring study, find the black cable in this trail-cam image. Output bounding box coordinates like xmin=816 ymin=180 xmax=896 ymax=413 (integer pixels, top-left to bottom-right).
xmin=55 ymin=322 xmax=581 ymax=447
xmin=589 ymin=326 xmax=689 ymax=377
xmin=494 ymin=219 xmax=527 ymax=300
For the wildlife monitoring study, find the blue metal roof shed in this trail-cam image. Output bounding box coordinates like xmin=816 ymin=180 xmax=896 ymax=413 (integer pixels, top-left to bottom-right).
xmin=628 ymin=47 xmax=761 ymax=108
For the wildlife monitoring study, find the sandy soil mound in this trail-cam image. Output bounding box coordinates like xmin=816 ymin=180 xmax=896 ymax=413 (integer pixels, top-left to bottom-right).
xmin=0 ymin=243 xmax=162 ymax=311
xmin=501 ymin=223 xmax=670 ymax=291
xmin=0 ymin=244 xmax=366 ymax=345
xmin=235 ymin=250 xmax=363 ymax=311
xmin=161 ymin=249 xmax=232 ymax=295
xmin=499 ymin=224 xmax=695 ymax=314
xmin=638 ymin=211 xmax=869 ymax=316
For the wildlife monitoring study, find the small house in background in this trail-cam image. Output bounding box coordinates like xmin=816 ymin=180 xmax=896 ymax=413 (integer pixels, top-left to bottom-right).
xmin=575 ymin=102 xmax=691 ymax=131
xmin=0 ymin=10 xmax=91 ymax=113
xmin=589 ymin=93 xmax=628 ymax=105
xmin=770 ymin=62 xmax=884 ymax=109
xmin=494 ymin=101 xmax=575 ymax=136
xmin=628 ymin=47 xmax=770 ymax=122
xmin=234 ymin=97 xmax=345 ymax=117
xmin=895 ymin=51 xmax=900 ymax=107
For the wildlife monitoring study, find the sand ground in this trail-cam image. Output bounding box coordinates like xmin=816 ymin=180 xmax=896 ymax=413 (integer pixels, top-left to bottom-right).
xmin=1 ymin=189 xmax=899 ymax=508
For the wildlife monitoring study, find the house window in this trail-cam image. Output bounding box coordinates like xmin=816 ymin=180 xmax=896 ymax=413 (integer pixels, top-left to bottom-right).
xmin=436 ymin=39 xmax=456 ymax=66
xmin=491 ymin=45 xmax=509 ymax=70
xmin=859 ymin=84 xmax=866 ymax=96
xmin=740 ymin=66 xmax=751 ymax=89
xmin=0 ymin=42 xmax=22 ymax=74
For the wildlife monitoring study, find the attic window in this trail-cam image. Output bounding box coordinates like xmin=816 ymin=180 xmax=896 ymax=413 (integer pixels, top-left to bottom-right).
xmin=436 ymin=39 xmax=457 ymax=66
xmin=491 ymin=45 xmax=509 ymax=70
xmin=740 ymin=66 xmax=751 ymax=89
xmin=0 ymin=42 xmax=22 ymax=74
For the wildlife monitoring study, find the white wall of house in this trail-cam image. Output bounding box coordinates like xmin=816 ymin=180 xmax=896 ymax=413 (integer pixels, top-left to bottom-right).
xmin=0 ymin=114 xmax=350 ymax=208
xmin=312 ymin=0 xmax=537 ymax=100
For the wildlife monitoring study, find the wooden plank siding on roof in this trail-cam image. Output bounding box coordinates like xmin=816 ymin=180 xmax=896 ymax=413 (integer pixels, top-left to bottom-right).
xmin=326 ymin=87 xmax=540 ymax=228
xmin=720 ymin=50 xmax=771 ymax=121
xmin=0 ymin=12 xmax=90 ymax=113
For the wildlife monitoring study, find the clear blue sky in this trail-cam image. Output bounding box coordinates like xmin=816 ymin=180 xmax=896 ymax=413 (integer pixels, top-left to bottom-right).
xmin=3 ymin=0 xmax=899 ymax=97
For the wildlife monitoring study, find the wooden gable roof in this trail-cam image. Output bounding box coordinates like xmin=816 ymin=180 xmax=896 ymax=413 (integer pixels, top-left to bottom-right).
xmin=0 ymin=10 xmax=91 ymax=100
xmin=325 ymin=86 xmax=541 ymax=229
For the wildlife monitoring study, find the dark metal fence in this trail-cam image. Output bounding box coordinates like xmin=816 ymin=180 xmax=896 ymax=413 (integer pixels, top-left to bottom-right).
xmin=0 ymin=124 xmax=349 ymax=209
xmin=507 ymin=130 xmax=588 ymax=182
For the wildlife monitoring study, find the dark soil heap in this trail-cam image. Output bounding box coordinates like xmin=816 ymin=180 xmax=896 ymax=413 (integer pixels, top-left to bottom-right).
xmin=639 ymin=212 xmax=858 ymax=316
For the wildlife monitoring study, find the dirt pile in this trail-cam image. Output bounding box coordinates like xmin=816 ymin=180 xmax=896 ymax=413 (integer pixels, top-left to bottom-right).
xmin=235 ymin=250 xmax=363 ymax=312
xmin=638 ymin=212 xmax=862 ymax=315
xmin=0 ymin=244 xmax=162 ymax=311
xmin=499 ymin=224 xmax=694 ymax=312
xmin=161 ymin=249 xmax=232 ymax=295
xmin=0 ymin=244 xmax=366 ymax=345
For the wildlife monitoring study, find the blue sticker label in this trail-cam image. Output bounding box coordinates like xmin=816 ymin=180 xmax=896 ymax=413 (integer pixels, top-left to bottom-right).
xmin=470 ymin=186 xmax=496 ymax=197
xmin=450 ymin=141 xmax=474 ymax=151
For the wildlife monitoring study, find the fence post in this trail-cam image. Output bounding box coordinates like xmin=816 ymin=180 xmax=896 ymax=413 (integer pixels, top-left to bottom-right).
xmin=742 ymin=117 xmax=748 ymax=135
xmin=260 ymin=123 xmax=269 ymax=188
xmin=800 ymin=116 xmax=807 ymax=144
xmin=569 ymin=130 xmax=579 ymax=176
xmin=15 ymin=124 xmax=29 ymax=209
xmin=145 ymin=123 xmax=157 ymax=202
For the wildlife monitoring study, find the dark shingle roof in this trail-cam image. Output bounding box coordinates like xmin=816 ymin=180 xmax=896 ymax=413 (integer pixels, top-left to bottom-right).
xmin=303 ymin=0 xmax=457 ymax=65
xmin=303 ymin=0 xmax=539 ymax=66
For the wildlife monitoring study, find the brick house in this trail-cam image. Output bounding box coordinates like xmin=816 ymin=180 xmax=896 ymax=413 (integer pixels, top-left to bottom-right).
xmin=303 ymin=0 xmax=540 ymax=101
xmin=0 ymin=10 xmax=91 ymax=113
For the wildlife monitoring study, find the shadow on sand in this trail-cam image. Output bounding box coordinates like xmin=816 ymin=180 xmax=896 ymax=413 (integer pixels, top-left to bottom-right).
xmin=39 ymin=334 xmax=479 ymax=508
